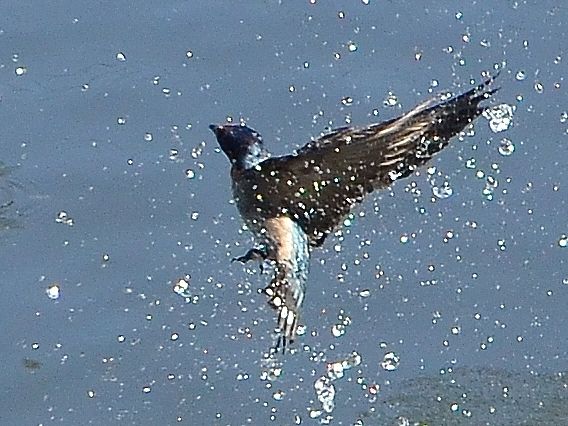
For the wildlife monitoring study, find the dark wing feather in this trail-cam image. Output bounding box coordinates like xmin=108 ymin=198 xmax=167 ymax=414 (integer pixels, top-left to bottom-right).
xmin=249 ymin=75 xmax=499 ymax=246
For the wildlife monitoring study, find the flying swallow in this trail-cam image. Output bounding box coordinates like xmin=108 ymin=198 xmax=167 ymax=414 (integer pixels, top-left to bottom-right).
xmin=210 ymin=74 xmax=499 ymax=347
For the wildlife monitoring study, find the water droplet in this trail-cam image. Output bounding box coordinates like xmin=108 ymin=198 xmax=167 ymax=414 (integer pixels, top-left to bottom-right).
xmin=482 ymin=104 xmax=515 ymax=133
xmin=498 ymin=138 xmax=515 ymax=156
xmin=383 ymin=92 xmax=398 ymax=107
xmin=559 ymin=235 xmax=568 ymax=248
xmin=144 ymin=132 xmax=153 ymax=142
xmin=15 ymin=66 xmax=27 ymax=76
xmin=273 ymin=390 xmax=285 ymax=401
xmin=331 ymin=324 xmax=346 ymax=337
xmin=55 ymin=211 xmax=74 ymax=226
xmin=185 ymin=169 xmax=195 ymax=179
xmin=116 ymin=52 xmax=126 ymax=61
xmin=236 ymin=372 xmax=249 ymax=381
xmin=327 ymin=361 xmax=345 ymax=379
xmin=308 ymin=409 xmax=322 ymax=419
xmin=515 ymin=70 xmax=526 ymax=81
xmin=432 ymin=183 xmax=453 ymax=199
xmin=347 ymin=41 xmax=358 ymax=52
xmin=186 ymin=50 xmax=194 ymax=59
xmin=381 ymin=351 xmax=400 ymax=371
xmin=314 ymin=376 xmax=336 ymax=413
xmin=46 ymin=284 xmax=61 ymax=300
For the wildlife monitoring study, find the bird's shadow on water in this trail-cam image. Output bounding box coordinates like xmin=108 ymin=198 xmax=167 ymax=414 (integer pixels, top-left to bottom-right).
xmin=357 ymin=367 xmax=568 ymax=425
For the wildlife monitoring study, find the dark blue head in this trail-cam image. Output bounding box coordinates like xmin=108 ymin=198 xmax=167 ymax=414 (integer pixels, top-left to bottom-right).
xmin=209 ymin=124 xmax=269 ymax=169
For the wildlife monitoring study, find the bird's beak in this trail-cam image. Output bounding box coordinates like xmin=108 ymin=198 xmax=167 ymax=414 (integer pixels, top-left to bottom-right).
xmin=209 ymin=124 xmax=223 ymax=135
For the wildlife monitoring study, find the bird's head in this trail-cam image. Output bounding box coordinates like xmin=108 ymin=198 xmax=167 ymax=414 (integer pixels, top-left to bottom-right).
xmin=209 ymin=124 xmax=269 ymax=169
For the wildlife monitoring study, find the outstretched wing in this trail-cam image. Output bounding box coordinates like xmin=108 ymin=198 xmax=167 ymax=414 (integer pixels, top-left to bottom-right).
xmin=247 ymin=75 xmax=499 ymax=247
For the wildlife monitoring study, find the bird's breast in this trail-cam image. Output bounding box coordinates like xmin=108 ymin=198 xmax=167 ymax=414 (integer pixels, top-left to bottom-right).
xmin=262 ymin=217 xmax=300 ymax=260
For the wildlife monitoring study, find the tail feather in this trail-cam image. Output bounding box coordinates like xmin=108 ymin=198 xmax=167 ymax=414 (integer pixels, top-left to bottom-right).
xmin=264 ymin=264 xmax=305 ymax=343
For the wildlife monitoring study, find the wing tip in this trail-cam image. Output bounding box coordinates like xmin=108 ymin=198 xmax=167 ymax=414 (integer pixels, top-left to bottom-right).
xmin=471 ymin=69 xmax=502 ymax=102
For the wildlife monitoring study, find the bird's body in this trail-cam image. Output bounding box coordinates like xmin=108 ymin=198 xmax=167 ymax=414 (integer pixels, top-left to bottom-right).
xmin=210 ymin=75 xmax=499 ymax=345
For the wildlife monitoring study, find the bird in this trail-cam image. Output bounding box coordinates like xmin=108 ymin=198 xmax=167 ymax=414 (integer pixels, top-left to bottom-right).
xmin=210 ymin=74 xmax=499 ymax=349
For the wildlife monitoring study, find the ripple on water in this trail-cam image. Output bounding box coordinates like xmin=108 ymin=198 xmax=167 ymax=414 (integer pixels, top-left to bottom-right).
xmin=0 ymin=162 xmax=39 ymax=231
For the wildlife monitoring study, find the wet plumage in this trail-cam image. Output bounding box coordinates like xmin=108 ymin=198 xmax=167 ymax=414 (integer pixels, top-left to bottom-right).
xmin=210 ymin=75 xmax=499 ymax=345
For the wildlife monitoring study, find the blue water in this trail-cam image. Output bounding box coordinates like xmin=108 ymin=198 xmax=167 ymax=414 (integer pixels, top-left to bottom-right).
xmin=1 ymin=1 xmax=566 ymax=424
